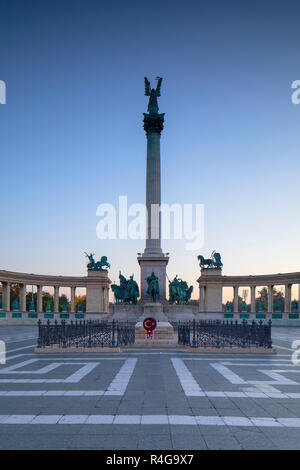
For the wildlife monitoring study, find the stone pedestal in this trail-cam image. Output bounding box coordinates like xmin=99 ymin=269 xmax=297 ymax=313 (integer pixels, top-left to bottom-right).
xmin=135 ymin=321 xmax=176 ymax=346
xmin=135 ymin=302 xmax=176 ymax=347
xmin=86 ymin=270 xmax=111 ymax=313
xmin=137 ymin=302 xmax=168 ymax=322
xmin=137 ymin=255 xmax=169 ymax=303
xmin=197 ymin=268 xmax=223 ymax=313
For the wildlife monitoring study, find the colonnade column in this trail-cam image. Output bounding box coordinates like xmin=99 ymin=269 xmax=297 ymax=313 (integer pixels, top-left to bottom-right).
xmin=233 ymin=286 xmax=239 ymax=313
xmin=20 ymin=284 xmax=27 ymax=312
xmin=284 ymin=284 xmax=292 ymax=313
xmin=3 ymin=282 xmax=10 ymax=311
xmin=37 ymin=285 xmax=43 ymax=313
xmin=54 ymin=286 xmax=59 ymax=313
xmin=70 ymin=286 xmax=76 ymax=313
xmin=267 ymin=285 xmax=274 ymax=313
xmin=250 ymin=286 xmax=256 ymax=313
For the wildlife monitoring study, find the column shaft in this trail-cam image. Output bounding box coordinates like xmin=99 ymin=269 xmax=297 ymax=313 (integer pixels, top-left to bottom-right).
xmin=20 ymin=284 xmax=27 ymax=312
xmin=145 ymin=132 xmax=162 ymax=255
xmin=37 ymin=285 xmax=43 ymax=313
xmin=267 ymin=285 xmax=273 ymax=313
xmin=54 ymin=286 xmax=59 ymax=312
xmin=250 ymin=286 xmax=256 ymax=313
xmin=233 ymin=286 xmax=239 ymax=313
xmin=3 ymin=282 xmax=10 ymax=311
xmin=284 ymin=284 xmax=292 ymax=313
xmin=70 ymin=286 xmax=76 ymax=313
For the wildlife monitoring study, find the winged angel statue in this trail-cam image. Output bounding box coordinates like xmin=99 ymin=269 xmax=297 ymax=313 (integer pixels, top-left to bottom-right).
xmin=144 ymin=76 xmax=163 ymax=114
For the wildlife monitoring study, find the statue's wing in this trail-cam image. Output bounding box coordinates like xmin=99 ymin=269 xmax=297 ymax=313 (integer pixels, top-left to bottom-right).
xmin=155 ymin=77 xmax=162 ymax=96
xmin=144 ymin=77 xmax=151 ymax=96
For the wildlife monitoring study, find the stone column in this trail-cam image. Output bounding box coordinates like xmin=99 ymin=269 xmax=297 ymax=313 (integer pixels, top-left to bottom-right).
xmin=37 ymin=285 xmax=43 ymax=313
xmin=3 ymin=282 xmax=10 ymax=311
xmin=250 ymin=285 xmax=256 ymax=313
xmin=70 ymin=286 xmax=76 ymax=313
xmin=20 ymin=284 xmax=27 ymax=312
xmin=144 ymin=129 xmax=163 ymax=254
xmin=267 ymin=285 xmax=273 ymax=313
xmin=233 ymin=286 xmax=239 ymax=313
xmin=54 ymin=286 xmax=59 ymax=312
xmin=284 ymin=284 xmax=292 ymax=313
xmin=138 ymin=91 xmax=169 ymax=302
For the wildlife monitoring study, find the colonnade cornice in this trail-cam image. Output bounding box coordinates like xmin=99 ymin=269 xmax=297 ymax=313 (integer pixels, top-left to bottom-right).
xmin=221 ymin=272 xmax=300 ymax=286
xmin=0 ymin=270 xmax=111 ymax=287
xmin=198 ymin=271 xmax=300 ymax=287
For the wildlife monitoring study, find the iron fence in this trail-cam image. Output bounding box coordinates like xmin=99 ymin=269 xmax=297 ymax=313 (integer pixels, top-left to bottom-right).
xmin=37 ymin=319 xmax=135 ymax=348
xmin=178 ymin=319 xmax=272 ymax=348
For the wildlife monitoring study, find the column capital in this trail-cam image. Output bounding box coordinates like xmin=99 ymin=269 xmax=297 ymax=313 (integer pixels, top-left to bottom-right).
xmin=143 ymin=112 xmax=165 ymax=135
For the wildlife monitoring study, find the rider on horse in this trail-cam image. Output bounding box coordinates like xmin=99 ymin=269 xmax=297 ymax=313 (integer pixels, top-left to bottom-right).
xmin=146 ymin=271 xmax=160 ymax=302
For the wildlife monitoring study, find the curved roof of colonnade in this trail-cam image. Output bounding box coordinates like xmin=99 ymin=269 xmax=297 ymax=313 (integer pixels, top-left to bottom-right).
xmin=0 ymin=269 xmax=109 ymax=287
xmin=199 ymin=271 xmax=300 ymax=286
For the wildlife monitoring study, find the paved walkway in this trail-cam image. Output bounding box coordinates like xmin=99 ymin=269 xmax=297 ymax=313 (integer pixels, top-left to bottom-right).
xmin=0 ymin=325 xmax=300 ymax=449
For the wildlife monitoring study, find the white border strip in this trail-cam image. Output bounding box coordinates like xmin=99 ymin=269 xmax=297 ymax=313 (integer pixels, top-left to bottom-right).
xmin=171 ymin=358 xmax=203 ymax=395
xmin=0 ymin=389 xmax=299 ymax=398
xmin=0 ymin=414 xmax=299 ymax=427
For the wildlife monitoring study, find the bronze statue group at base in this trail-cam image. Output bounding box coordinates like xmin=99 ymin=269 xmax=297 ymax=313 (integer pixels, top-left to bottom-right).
xmin=111 ymin=272 xmax=140 ymax=305
xmin=110 ymin=268 xmax=193 ymax=305
xmin=168 ymin=276 xmax=193 ymax=305
xmin=85 ymin=251 xmax=222 ymax=305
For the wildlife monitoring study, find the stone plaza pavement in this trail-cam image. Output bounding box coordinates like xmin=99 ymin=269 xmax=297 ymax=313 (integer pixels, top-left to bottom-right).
xmin=0 ymin=325 xmax=300 ymax=449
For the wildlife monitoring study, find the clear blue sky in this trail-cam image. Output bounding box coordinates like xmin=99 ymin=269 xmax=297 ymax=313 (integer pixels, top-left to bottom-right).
xmin=1 ymin=0 xmax=300 ymax=300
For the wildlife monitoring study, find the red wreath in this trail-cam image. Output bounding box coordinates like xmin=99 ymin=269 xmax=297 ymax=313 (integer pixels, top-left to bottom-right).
xmin=143 ymin=317 xmax=157 ymax=339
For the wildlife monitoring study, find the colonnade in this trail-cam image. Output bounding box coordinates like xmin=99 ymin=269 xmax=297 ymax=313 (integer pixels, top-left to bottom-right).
xmin=0 ymin=270 xmax=111 ymax=317
xmin=0 ymin=282 xmax=86 ymax=313
xmin=226 ymin=283 xmax=298 ymax=313
xmin=198 ymin=269 xmax=300 ymax=315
